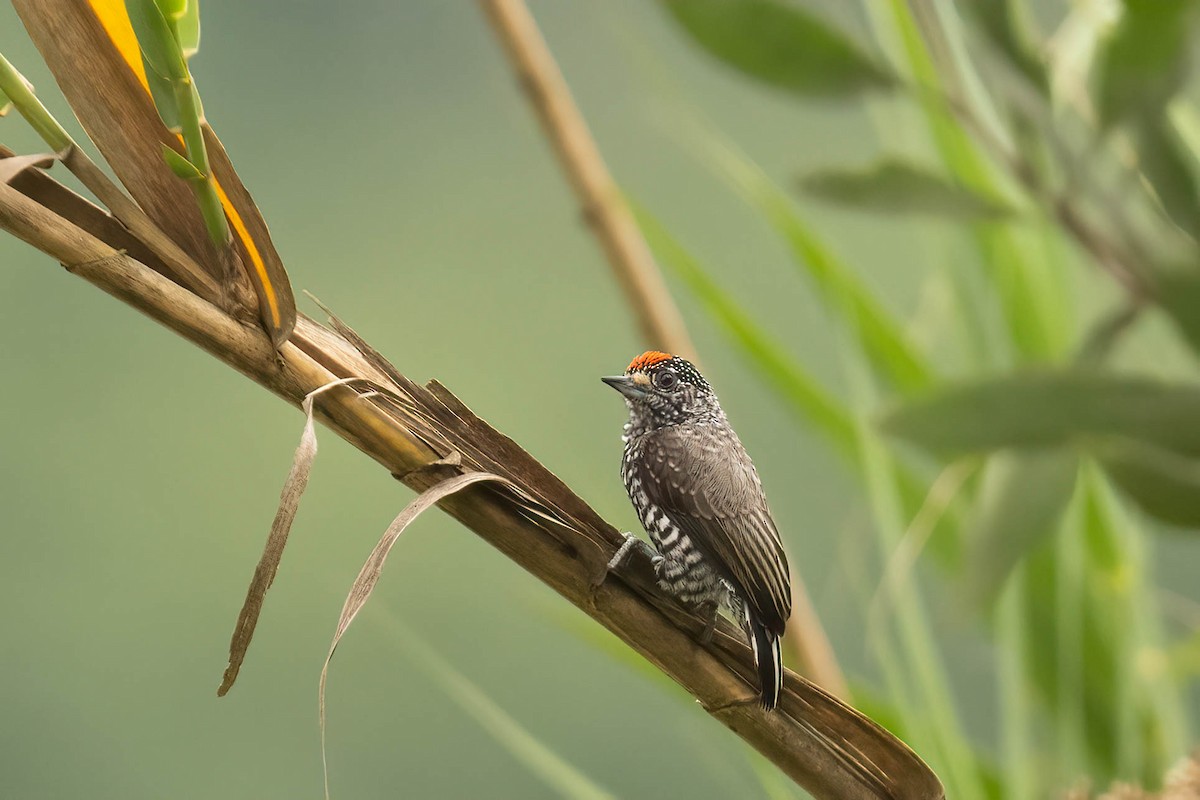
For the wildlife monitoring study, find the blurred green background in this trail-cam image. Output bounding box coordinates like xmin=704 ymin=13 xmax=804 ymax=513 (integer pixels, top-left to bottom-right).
xmin=3 ymin=1 xmax=1200 ymax=798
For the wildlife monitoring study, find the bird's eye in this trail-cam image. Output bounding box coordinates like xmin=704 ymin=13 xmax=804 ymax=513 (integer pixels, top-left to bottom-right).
xmin=653 ymin=370 xmax=678 ymax=390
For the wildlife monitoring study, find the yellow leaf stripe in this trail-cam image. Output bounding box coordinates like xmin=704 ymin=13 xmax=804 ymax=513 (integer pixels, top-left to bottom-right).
xmin=88 ymin=0 xmax=281 ymax=329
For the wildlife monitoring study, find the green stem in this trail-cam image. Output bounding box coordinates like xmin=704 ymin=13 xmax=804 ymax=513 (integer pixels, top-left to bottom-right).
xmin=858 ymin=422 xmax=987 ymax=800
xmin=0 ymin=53 xmax=74 ymax=151
xmin=1054 ymin=492 xmax=1087 ymax=785
xmin=165 ymin=18 xmax=229 ymax=247
xmin=998 ymin=571 xmax=1035 ymax=800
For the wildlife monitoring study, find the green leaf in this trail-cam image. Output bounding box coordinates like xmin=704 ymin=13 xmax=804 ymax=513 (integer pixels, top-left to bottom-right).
xmin=0 ymin=54 xmax=72 ymax=150
xmin=1098 ymin=439 xmax=1200 ymax=528
xmin=702 ymin=142 xmax=935 ymax=393
xmin=881 ymin=370 xmax=1200 ymax=457
xmin=799 ymin=159 xmax=1015 ymax=220
xmin=153 ymin=0 xmax=187 ymax=20
xmin=966 ymin=0 xmax=1048 ymax=94
xmin=662 ymin=0 xmax=895 ymax=99
xmin=964 ymin=450 xmax=1077 ymax=606
xmin=126 ymin=0 xmax=188 ymax=81
xmin=144 ymin=67 xmax=181 ymax=131
xmin=1096 ymin=0 xmax=1196 ymax=129
xmin=1154 ymin=266 xmax=1200 ymax=356
xmin=160 ymin=144 xmax=203 ymax=180
xmin=632 ymin=204 xmax=857 ymax=456
xmin=1134 ymin=120 xmax=1200 ymax=238
xmin=175 ymin=0 xmax=201 ymax=58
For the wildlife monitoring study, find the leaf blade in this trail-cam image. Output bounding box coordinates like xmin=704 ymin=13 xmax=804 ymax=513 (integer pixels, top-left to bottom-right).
xmin=1096 ymin=0 xmax=1196 ymax=130
xmin=964 ymin=450 xmax=1077 ymax=606
xmin=1098 ymin=439 xmax=1200 ymax=529
xmin=160 ymin=143 xmax=203 ymax=180
xmin=0 ymin=151 xmax=58 ymax=185
xmin=176 ymin=0 xmax=201 ymax=57
xmin=319 ymin=471 xmax=513 ymax=798
xmin=881 ymin=370 xmax=1200 ymax=458
xmin=799 ymin=159 xmax=1015 ymax=220
xmin=125 ymin=0 xmax=188 ymax=81
xmin=1133 ymin=119 xmax=1200 ymax=239
xmin=662 ymin=0 xmax=895 ymax=99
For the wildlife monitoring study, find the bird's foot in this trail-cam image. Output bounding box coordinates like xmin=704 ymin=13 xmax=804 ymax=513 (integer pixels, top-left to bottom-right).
xmin=592 ymin=532 xmax=660 ymax=589
xmin=607 ymin=532 xmax=646 ymax=571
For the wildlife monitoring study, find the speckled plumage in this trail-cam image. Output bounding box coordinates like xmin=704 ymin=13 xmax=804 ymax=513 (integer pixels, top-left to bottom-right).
xmin=604 ymin=353 xmax=792 ymax=710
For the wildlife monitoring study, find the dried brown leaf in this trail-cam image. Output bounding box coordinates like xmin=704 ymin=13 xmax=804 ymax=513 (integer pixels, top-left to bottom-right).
xmin=0 ymin=152 xmax=57 ymax=185
xmin=13 ymin=0 xmax=228 ymax=279
xmin=218 ymin=378 xmax=364 ymax=696
xmin=303 ymin=300 xmax=604 ymax=554
xmin=12 ymin=0 xmax=294 ymax=344
xmin=319 ymin=470 xmax=511 ymax=799
xmin=58 ymin=143 xmax=232 ymax=307
xmin=303 ymin=292 xmax=408 ymax=392
xmin=1 ymin=144 xmax=225 ymax=301
xmin=202 ymin=124 xmax=296 ymax=347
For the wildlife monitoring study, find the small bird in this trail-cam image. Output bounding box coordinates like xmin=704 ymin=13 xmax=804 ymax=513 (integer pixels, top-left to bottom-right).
xmin=602 ymin=351 xmax=792 ymax=710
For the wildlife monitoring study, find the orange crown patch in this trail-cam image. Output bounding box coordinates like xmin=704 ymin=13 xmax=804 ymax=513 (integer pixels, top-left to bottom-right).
xmin=626 ymin=351 xmax=672 ymax=373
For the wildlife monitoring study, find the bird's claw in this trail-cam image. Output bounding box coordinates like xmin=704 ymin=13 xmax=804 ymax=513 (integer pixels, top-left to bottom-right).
xmin=592 ymin=532 xmax=659 ymax=589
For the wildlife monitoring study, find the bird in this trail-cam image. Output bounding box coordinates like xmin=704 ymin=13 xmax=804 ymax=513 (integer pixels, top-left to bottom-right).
xmin=602 ymin=351 xmax=792 ymax=710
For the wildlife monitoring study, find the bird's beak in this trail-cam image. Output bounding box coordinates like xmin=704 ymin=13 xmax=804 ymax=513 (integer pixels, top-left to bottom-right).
xmin=602 ymin=374 xmax=648 ymax=400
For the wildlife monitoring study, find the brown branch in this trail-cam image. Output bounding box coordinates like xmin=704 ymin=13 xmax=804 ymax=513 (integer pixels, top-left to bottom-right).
xmin=480 ymin=0 xmax=696 ymax=361
xmin=479 ymin=0 xmax=851 ymax=702
xmin=0 ymin=170 xmax=943 ymax=799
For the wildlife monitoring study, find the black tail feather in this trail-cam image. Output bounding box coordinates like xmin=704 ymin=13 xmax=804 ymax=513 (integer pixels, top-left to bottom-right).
xmin=745 ymin=608 xmax=783 ymax=710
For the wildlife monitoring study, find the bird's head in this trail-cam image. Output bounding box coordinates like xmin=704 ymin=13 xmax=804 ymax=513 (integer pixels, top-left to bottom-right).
xmin=602 ymin=351 xmax=720 ymax=430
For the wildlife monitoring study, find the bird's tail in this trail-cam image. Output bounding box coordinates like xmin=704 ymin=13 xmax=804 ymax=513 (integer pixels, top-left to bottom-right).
xmin=745 ymin=606 xmax=783 ymax=711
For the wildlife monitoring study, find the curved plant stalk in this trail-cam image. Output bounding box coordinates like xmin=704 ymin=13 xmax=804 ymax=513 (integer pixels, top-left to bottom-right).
xmin=0 ymin=171 xmax=943 ymax=800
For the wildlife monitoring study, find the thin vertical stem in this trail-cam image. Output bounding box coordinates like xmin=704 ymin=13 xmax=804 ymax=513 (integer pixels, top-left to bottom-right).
xmin=998 ymin=569 xmax=1035 ymax=800
xmin=480 ymin=0 xmax=696 ymax=362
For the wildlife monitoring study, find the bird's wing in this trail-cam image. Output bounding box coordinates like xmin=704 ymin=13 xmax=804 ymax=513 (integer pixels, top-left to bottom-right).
xmin=635 ymin=424 xmax=792 ymax=634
